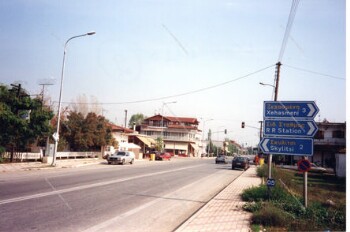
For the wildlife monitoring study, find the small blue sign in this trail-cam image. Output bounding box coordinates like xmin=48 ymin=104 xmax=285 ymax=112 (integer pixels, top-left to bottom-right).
xmin=264 ymin=101 xmax=319 ymax=119
xmin=259 ymin=137 xmax=313 ymax=156
xmin=264 ymin=119 xmax=318 ymax=137
xmin=267 ymin=178 xmax=276 ymax=187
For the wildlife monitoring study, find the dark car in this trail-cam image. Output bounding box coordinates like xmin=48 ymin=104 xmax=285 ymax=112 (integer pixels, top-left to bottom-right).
xmin=215 ymin=155 xmax=228 ymax=164
xmin=155 ymin=152 xmax=172 ymax=161
xmin=232 ymin=156 xmax=250 ymax=170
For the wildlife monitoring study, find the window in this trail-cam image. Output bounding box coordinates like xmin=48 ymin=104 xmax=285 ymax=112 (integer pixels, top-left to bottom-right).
xmin=332 ymin=130 xmax=345 ymax=138
xmin=314 ymin=130 xmax=324 ymax=139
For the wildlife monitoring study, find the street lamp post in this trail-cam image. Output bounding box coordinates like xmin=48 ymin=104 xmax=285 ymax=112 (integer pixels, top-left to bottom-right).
xmin=259 ymin=82 xmax=275 ymax=179
xmin=51 ymin=31 xmax=96 ymax=166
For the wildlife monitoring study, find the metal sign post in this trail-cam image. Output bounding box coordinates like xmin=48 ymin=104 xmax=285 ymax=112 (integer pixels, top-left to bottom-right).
xmin=303 ymin=157 xmax=308 ymax=208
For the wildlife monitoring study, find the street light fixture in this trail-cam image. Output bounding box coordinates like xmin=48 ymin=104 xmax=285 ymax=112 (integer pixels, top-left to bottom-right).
xmin=51 ymin=31 xmax=96 ymax=166
xmin=259 ymin=82 xmax=277 ymax=179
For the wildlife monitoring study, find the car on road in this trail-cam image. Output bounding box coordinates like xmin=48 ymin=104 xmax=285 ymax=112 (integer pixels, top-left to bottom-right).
xmin=107 ymin=151 xmax=135 ymax=165
xmin=155 ymin=152 xmax=172 ymax=161
xmin=215 ymin=155 xmax=228 ymax=164
xmin=232 ymin=156 xmax=250 ymax=170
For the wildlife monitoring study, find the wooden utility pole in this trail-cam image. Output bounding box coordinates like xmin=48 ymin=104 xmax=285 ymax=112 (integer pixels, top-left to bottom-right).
xmin=124 ymin=109 xmax=128 ymax=128
xmin=268 ymin=62 xmax=282 ymax=179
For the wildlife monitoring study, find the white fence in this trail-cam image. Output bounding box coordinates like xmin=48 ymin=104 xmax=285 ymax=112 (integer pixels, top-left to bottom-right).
xmin=2 ymin=151 xmax=100 ymax=162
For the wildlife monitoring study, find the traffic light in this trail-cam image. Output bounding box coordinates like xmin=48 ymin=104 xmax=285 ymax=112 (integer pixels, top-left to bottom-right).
xmin=241 ymin=122 xmax=245 ymax=128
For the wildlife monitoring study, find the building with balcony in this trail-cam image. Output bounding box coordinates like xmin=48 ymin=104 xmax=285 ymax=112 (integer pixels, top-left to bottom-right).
xmin=313 ymin=121 xmax=346 ymax=175
xmin=139 ymin=114 xmax=201 ymax=157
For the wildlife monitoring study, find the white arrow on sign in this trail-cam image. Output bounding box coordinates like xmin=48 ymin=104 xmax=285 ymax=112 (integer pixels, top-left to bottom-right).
xmin=307 ymin=103 xmax=316 ymax=117
xmin=262 ymin=138 xmax=269 ymax=152
xmin=307 ymin=121 xmax=317 ymax=136
xmin=52 ymin=132 xmax=59 ymax=142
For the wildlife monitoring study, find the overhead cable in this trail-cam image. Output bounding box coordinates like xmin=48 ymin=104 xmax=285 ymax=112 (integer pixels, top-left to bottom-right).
xmin=278 ymin=0 xmax=300 ymax=62
xmin=284 ymin=64 xmax=345 ymax=80
xmin=57 ymin=64 xmax=275 ymax=105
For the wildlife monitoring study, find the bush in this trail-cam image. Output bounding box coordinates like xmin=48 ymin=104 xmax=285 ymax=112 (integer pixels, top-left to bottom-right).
xmin=243 ymin=201 xmax=263 ymax=212
xmin=252 ymin=204 xmax=293 ymax=227
xmin=242 ymin=185 xmax=269 ymax=202
xmin=243 ymin=166 xmax=346 ymax=231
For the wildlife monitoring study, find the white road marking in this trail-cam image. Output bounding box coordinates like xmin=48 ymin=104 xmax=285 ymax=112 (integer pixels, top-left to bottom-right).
xmin=0 ymin=164 xmax=205 ymax=205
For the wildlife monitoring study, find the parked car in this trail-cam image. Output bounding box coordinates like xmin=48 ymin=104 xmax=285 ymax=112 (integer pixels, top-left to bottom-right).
xmin=232 ymin=156 xmax=250 ymax=170
xmin=215 ymin=155 xmax=228 ymax=164
xmin=178 ymin=153 xmax=188 ymax=157
xmin=155 ymin=152 xmax=172 ymax=161
xmin=310 ymin=163 xmax=328 ymax=173
xmin=107 ymin=151 xmax=135 ymax=165
xmin=280 ymin=163 xmax=331 ymax=174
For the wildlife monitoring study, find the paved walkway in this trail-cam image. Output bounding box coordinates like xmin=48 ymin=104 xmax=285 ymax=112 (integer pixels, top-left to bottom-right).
xmin=176 ymin=166 xmax=262 ymax=232
xmin=0 ymin=158 xmax=103 ymax=172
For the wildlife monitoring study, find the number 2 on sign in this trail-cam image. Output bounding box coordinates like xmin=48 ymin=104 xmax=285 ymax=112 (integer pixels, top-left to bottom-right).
xmin=299 ymin=145 xmax=304 ymax=150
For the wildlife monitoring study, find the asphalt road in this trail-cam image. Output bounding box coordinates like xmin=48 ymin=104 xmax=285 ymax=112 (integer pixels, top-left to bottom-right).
xmin=0 ymin=158 xmax=242 ymax=232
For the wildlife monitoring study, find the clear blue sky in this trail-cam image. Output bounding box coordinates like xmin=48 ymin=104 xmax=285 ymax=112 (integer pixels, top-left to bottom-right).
xmin=0 ymin=0 xmax=346 ymax=146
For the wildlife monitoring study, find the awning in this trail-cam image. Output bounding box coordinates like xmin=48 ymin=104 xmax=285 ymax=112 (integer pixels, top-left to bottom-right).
xmin=165 ymin=143 xmax=188 ymax=150
xmin=190 ymin=143 xmax=199 ymax=151
xmin=136 ymin=136 xmax=155 ymax=147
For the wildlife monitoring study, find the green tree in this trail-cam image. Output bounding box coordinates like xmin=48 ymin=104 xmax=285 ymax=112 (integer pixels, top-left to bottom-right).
xmin=128 ymin=113 xmax=146 ymax=128
xmin=0 ymin=84 xmax=53 ymax=162
xmin=60 ymin=111 xmax=114 ymax=151
xmin=155 ymin=137 xmax=164 ymax=152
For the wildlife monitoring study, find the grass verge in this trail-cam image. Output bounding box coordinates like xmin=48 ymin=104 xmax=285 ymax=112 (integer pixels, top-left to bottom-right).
xmin=242 ymin=165 xmax=346 ymax=231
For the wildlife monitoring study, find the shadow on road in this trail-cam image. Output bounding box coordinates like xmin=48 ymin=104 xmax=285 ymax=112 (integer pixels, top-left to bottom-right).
xmin=124 ymin=193 xmax=207 ymax=204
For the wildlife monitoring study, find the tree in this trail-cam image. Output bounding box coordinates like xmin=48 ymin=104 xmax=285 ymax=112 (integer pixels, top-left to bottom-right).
xmin=128 ymin=113 xmax=146 ymax=128
xmin=60 ymin=111 xmax=114 ymax=151
xmin=155 ymin=137 xmax=164 ymax=152
xmin=0 ymin=84 xmax=53 ymax=162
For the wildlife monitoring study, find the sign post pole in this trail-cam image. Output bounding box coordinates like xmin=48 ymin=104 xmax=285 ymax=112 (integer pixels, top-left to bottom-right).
xmin=303 ymin=156 xmax=308 ymax=208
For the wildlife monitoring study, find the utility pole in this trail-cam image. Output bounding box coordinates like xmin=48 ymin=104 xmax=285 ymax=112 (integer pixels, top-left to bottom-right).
xmin=124 ymin=110 xmax=128 ymax=128
xmin=38 ymin=78 xmax=55 ymax=109
xmin=259 ymin=121 xmax=263 ymax=141
xmin=268 ymin=62 xmax=282 ymax=179
xmin=274 ymin=62 xmax=281 ymax=101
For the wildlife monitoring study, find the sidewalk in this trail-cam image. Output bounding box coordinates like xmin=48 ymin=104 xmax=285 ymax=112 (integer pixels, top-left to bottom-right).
xmin=0 ymin=158 xmax=103 ymax=173
xmin=176 ymin=166 xmax=262 ymax=232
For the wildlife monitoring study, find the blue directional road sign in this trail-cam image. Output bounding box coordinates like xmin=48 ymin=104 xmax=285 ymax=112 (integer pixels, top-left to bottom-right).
xmin=264 ymin=101 xmax=319 ymax=119
xmin=264 ymin=119 xmax=318 ymax=137
xmin=259 ymin=137 xmax=313 ymax=156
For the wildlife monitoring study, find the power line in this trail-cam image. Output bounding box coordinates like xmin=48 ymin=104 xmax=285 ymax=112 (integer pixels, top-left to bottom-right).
xmin=56 ymin=64 xmax=275 ymax=105
xmin=278 ymin=0 xmax=300 ymax=62
xmin=284 ymin=64 xmax=345 ymax=80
